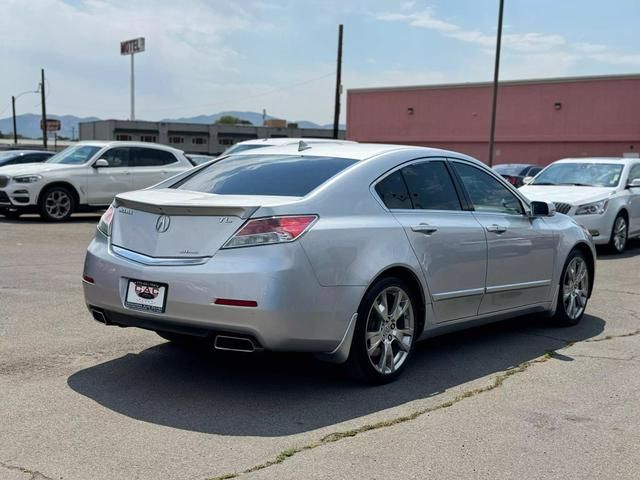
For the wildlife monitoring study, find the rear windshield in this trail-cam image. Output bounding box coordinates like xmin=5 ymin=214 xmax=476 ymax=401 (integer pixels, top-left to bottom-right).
xmin=175 ymin=154 xmax=357 ymax=197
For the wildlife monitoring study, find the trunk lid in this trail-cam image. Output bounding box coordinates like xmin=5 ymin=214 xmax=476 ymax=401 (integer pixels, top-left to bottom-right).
xmin=111 ymin=188 xmax=295 ymax=258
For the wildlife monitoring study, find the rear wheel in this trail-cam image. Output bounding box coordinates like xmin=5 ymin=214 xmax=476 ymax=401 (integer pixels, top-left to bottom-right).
xmin=607 ymin=214 xmax=628 ymax=254
xmin=39 ymin=186 xmax=75 ymax=221
xmin=346 ymin=277 xmax=418 ymax=384
xmin=553 ymin=250 xmax=590 ymax=326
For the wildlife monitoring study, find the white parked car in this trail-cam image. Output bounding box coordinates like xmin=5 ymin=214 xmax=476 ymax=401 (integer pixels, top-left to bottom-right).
xmin=0 ymin=141 xmax=192 ymax=221
xmin=520 ymin=157 xmax=640 ymax=253
xmin=221 ymin=137 xmax=355 ymax=155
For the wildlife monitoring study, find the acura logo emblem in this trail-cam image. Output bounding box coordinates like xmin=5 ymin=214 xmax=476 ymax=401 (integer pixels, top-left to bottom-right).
xmin=156 ymin=215 xmax=171 ymax=233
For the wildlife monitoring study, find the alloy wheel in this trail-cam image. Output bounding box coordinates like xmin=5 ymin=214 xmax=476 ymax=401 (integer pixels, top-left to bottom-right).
xmin=613 ymin=216 xmax=627 ymax=252
xmin=562 ymin=256 xmax=589 ymax=320
xmin=45 ymin=190 xmax=72 ymax=219
xmin=365 ymin=286 xmax=414 ymax=375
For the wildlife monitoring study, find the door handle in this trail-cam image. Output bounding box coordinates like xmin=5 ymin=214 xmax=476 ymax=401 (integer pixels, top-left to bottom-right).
xmin=411 ymin=223 xmax=438 ymax=235
xmin=486 ymin=224 xmax=508 ymax=234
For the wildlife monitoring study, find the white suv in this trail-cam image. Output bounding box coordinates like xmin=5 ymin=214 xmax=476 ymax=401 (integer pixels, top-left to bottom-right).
xmin=520 ymin=157 xmax=640 ymax=253
xmin=0 ymin=141 xmax=192 ymax=221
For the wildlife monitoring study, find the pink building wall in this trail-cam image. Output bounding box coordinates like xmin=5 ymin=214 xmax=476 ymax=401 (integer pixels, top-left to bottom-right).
xmin=346 ymin=75 xmax=640 ymax=166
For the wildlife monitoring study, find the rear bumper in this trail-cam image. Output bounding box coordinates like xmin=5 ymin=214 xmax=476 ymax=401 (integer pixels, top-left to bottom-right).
xmin=82 ymin=232 xmax=364 ymax=353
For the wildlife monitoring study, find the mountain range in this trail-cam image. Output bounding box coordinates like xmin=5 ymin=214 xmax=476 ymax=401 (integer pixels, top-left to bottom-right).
xmin=0 ymin=111 xmax=344 ymax=139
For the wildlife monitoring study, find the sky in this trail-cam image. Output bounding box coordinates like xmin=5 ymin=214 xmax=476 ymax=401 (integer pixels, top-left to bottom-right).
xmin=2 ymin=0 xmax=640 ymax=124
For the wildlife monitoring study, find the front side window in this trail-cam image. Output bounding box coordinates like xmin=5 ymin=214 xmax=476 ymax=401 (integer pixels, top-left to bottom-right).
xmin=628 ymin=164 xmax=640 ymax=183
xmin=101 ymin=147 xmax=130 ymax=167
xmin=453 ymin=162 xmax=524 ymax=215
xmin=532 ymin=163 xmax=623 ymax=187
xmin=176 ymin=154 xmax=356 ymax=197
xmin=47 ymin=145 xmax=101 ymax=165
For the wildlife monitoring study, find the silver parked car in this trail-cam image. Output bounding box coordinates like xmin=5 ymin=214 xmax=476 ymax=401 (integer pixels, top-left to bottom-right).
xmin=83 ymin=143 xmax=596 ymax=383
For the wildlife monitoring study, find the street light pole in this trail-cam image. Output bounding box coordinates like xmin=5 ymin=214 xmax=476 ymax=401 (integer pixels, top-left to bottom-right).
xmin=488 ymin=0 xmax=505 ymax=166
xmin=130 ymin=52 xmax=135 ymax=121
xmin=11 ymin=96 xmax=17 ymax=144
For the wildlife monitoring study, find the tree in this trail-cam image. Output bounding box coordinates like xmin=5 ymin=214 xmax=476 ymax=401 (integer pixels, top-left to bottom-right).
xmin=215 ymin=115 xmax=252 ymax=125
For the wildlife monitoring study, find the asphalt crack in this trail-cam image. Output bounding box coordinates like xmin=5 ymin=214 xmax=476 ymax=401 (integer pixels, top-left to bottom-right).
xmin=206 ymin=326 xmax=640 ymax=480
xmin=206 ymin=353 xmax=559 ymax=479
xmin=586 ymin=328 xmax=640 ymax=342
xmin=0 ymin=460 xmax=54 ymax=480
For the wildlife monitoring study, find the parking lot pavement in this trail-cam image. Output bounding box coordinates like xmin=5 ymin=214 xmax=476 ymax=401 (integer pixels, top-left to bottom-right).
xmin=1 ymin=216 xmax=639 ymax=480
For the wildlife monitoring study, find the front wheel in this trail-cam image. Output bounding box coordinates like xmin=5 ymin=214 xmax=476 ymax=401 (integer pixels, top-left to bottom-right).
xmin=39 ymin=186 xmax=75 ymax=221
xmin=346 ymin=277 xmax=418 ymax=384
xmin=607 ymin=214 xmax=628 ymax=254
xmin=553 ymin=250 xmax=590 ymax=326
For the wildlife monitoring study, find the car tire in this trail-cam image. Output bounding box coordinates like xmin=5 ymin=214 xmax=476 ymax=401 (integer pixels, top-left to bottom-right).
xmin=346 ymin=277 xmax=419 ymax=384
xmin=552 ymin=249 xmax=590 ymax=327
xmin=607 ymin=213 xmax=628 ymax=254
xmin=38 ymin=186 xmax=75 ymax=222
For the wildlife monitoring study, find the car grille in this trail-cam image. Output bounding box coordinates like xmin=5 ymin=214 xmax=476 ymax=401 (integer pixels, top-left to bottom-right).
xmin=553 ymin=202 xmax=572 ymax=214
xmin=0 ymin=191 xmax=10 ymax=203
xmin=0 ymin=176 xmax=8 ymax=188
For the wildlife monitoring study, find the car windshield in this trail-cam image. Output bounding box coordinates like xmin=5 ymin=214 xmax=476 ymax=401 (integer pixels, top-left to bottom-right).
xmin=175 ymin=154 xmax=356 ymax=197
xmin=222 ymin=144 xmax=273 ymax=155
xmin=46 ymin=145 xmax=102 ymax=165
xmin=532 ymin=163 xmax=623 ymax=187
xmin=494 ymin=164 xmax=529 ymax=176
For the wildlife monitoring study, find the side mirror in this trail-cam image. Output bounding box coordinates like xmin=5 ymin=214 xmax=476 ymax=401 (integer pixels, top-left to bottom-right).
xmin=530 ymin=200 xmax=556 ymax=217
xmin=626 ymin=178 xmax=640 ymax=188
xmin=93 ymin=159 xmax=109 ymax=168
xmin=522 ymin=176 xmax=534 ymax=185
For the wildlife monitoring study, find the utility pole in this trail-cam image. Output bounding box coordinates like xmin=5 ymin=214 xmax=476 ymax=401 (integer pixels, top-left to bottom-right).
xmin=41 ymin=68 xmax=47 ymax=149
xmin=487 ymin=0 xmax=504 ymax=166
xmin=11 ymin=96 xmax=17 ymax=144
xmin=332 ymin=24 xmax=344 ymax=140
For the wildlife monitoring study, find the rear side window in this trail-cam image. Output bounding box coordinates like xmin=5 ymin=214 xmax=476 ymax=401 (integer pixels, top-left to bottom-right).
xmin=176 ymin=154 xmax=356 ymax=197
xmin=375 ymin=161 xmax=461 ymax=211
xmin=401 ymin=161 xmax=461 ymax=210
xmin=132 ymin=148 xmax=177 ymax=167
xmin=375 ymin=171 xmax=412 ymax=209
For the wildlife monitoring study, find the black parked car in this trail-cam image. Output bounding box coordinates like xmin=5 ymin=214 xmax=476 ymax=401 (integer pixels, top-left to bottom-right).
xmin=0 ymin=150 xmax=54 ymax=167
xmin=493 ymin=163 xmax=543 ymax=187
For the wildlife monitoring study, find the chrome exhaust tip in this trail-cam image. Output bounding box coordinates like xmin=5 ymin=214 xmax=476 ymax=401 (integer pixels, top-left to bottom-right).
xmin=214 ymin=335 xmax=257 ymax=353
xmin=90 ymin=308 xmax=108 ymax=325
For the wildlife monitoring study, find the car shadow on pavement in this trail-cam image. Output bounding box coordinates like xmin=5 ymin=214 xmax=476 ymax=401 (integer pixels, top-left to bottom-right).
xmin=67 ymin=313 xmax=604 ymax=437
xmin=596 ymin=238 xmax=640 ymax=260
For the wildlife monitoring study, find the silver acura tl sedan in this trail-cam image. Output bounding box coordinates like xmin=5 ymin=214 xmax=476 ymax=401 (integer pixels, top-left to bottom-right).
xmin=82 ymin=143 xmax=596 ymax=383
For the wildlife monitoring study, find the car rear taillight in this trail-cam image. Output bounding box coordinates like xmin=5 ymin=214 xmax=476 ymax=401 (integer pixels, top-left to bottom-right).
xmin=97 ymin=204 xmax=115 ymax=236
xmin=223 ymin=215 xmax=318 ymax=248
xmin=504 ymin=175 xmax=517 ymax=185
